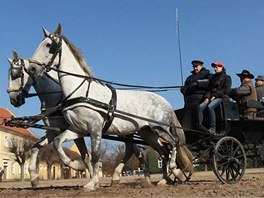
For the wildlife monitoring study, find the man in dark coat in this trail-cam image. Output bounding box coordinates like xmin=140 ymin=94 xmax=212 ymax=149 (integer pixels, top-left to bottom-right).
xmin=180 ymin=60 xmax=211 ymax=128
xmin=181 ymin=60 xmax=211 ymax=108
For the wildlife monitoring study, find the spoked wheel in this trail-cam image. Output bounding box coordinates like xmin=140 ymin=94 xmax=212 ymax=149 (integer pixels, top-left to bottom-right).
xmin=212 ymin=136 xmax=246 ymax=184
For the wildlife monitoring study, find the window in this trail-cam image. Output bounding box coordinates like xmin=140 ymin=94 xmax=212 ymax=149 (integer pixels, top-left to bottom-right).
xmin=24 ymin=164 xmax=28 ymax=175
xmin=18 ymin=140 xmax=24 ymax=152
xmin=11 ymin=162 xmax=16 ymax=175
xmin=11 ymin=138 xmax=16 ymax=147
xmin=4 ymin=136 xmax=10 ymax=147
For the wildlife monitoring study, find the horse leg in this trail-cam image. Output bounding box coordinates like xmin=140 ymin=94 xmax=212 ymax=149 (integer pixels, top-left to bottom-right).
xmin=111 ymin=140 xmax=134 ymax=186
xmin=83 ymin=132 xmax=102 ymax=191
xmin=29 ymin=131 xmax=56 ymax=187
xmin=74 ymin=138 xmax=93 ymax=178
xmin=132 ymin=143 xmax=152 ymax=187
xmin=53 ymin=128 xmax=87 ymax=171
xmin=151 ymin=126 xmax=180 ymax=181
xmin=138 ymin=127 xmax=170 ymax=186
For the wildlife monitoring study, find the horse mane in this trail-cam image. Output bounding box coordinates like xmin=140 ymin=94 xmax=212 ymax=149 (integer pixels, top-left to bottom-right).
xmin=61 ymin=35 xmax=93 ymax=76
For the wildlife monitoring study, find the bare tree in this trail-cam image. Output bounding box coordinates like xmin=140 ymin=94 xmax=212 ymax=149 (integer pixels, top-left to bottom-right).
xmin=124 ymin=153 xmax=140 ymax=171
xmin=101 ymin=143 xmax=142 ymax=176
xmin=102 ymin=143 xmax=125 ymax=176
xmin=38 ymin=144 xmax=61 ymax=180
xmin=8 ymin=138 xmax=33 ymax=181
xmin=113 ymin=144 xmax=125 ymax=164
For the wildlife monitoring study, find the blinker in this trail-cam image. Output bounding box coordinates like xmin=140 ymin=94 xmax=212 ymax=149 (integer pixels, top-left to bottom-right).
xmin=11 ymin=67 xmax=22 ymax=80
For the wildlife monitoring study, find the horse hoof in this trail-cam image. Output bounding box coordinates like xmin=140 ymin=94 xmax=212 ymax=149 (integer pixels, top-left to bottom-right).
xmin=111 ymin=179 xmax=120 ymax=186
xmin=83 ymin=182 xmax=99 ymax=191
xmin=171 ymin=168 xmax=183 ymax=182
xmin=141 ymin=178 xmax=153 ymax=188
xmin=31 ymin=177 xmax=39 ymax=187
xmin=83 ymin=185 xmax=96 ymax=191
xmin=157 ymin=179 xmax=167 ymax=186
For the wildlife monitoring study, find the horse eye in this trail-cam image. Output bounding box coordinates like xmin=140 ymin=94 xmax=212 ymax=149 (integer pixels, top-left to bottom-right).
xmin=46 ymin=43 xmax=51 ymax=48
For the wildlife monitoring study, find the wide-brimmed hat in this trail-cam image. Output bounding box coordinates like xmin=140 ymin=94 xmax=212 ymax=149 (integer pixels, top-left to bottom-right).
xmin=236 ymin=69 xmax=254 ymax=79
xmin=211 ymin=62 xmax=224 ymax=68
xmin=191 ymin=60 xmax=204 ymax=67
xmin=255 ymin=75 xmax=264 ymax=81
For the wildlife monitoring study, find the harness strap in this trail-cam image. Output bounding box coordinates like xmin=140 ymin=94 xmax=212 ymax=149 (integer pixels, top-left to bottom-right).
xmin=102 ymin=84 xmax=117 ymax=134
xmin=65 ymin=84 xmax=117 ymax=134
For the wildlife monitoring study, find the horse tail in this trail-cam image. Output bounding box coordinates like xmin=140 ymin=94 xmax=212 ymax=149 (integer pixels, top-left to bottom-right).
xmin=170 ymin=112 xmax=194 ymax=174
xmin=170 ymin=112 xmax=186 ymax=145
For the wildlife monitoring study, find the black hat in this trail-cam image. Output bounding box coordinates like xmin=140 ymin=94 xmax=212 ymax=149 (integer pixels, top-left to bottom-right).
xmin=236 ymin=69 xmax=254 ymax=79
xmin=191 ymin=60 xmax=204 ymax=67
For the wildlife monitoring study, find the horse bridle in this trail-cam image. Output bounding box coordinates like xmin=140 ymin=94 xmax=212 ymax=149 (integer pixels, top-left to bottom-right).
xmin=43 ymin=33 xmax=63 ymax=72
xmin=7 ymin=59 xmax=28 ymax=104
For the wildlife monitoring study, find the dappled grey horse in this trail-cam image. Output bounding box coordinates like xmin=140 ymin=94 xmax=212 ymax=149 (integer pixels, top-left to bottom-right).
xmin=26 ymin=24 xmax=194 ymax=190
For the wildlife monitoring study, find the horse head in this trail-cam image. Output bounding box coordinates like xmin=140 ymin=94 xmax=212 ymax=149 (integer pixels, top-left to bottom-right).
xmin=7 ymin=51 xmax=33 ymax=107
xmin=28 ymin=24 xmax=63 ymax=78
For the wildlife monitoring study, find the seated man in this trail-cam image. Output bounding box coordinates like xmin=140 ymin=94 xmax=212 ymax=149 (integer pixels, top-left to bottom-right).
xmin=231 ymin=70 xmax=257 ymax=118
xmin=255 ymin=75 xmax=264 ymax=117
xmin=180 ymin=60 xmax=210 ymax=128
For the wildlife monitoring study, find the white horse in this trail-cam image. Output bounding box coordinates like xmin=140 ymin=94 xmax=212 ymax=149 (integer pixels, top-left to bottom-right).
xmin=7 ymin=51 xmax=93 ymax=187
xmin=7 ymin=51 xmax=152 ymax=187
xmin=27 ymin=24 xmax=194 ymax=190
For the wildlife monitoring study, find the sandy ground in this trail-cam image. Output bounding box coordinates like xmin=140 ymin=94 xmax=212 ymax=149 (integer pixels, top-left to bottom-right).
xmin=0 ymin=168 xmax=264 ymax=197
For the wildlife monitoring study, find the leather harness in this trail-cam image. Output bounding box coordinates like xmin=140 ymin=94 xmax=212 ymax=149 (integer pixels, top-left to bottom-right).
xmin=64 ymin=84 xmax=117 ymax=134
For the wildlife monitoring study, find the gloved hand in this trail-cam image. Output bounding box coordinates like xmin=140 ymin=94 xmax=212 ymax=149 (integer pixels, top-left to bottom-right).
xmin=231 ymin=88 xmax=237 ymax=95
xmin=180 ymin=86 xmax=187 ymax=94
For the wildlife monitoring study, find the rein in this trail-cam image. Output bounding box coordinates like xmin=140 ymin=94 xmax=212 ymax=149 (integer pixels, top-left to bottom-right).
xmin=26 ymin=91 xmax=62 ymax=98
xmin=29 ymin=33 xmax=183 ymax=91
xmin=50 ymin=67 xmax=182 ymax=91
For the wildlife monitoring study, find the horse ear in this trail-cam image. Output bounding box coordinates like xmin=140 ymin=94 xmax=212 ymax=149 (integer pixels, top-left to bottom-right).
xmin=7 ymin=57 xmax=12 ymax=64
xmin=42 ymin=27 xmax=50 ymax=37
xmin=13 ymin=51 xmax=19 ymax=62
xmin=55 ymin=23 xmax=62 ymax=36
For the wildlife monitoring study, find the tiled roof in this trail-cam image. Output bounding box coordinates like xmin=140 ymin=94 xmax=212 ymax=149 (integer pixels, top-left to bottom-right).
xmin=0 ymin=106 xmax=37 ymax=141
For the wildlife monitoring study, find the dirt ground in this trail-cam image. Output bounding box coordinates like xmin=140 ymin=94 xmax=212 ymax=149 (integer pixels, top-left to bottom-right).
xmin=1 ymin=168 xmax=264 ymax=197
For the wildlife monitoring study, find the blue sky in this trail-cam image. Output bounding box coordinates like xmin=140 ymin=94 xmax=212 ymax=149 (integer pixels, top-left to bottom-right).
xmin=1 ymin=0 xmax=264 ymax=140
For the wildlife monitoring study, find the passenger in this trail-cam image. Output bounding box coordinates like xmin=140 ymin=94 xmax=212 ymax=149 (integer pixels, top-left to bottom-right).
xmin=255 ymin=75 xmax=264 ymax=103
xmin=181 ymin=60 xmax=211 ymax=108
xmin=180 ymin=60 xmax=210 ymax=128
xmin=231 ymin=69 xmax=257 ymax=118
xmin=198 ymin=62 xmax=231 ymax=134
xmin=255 ymin=75 xmax=264 ymax=117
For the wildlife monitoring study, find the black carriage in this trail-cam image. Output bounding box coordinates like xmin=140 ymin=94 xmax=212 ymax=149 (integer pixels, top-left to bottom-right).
xmin=175 ymin=100 xmax=264 ymax=184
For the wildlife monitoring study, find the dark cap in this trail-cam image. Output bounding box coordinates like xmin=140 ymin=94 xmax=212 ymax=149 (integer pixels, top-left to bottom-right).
xmin=255 ymin=75 xmax=264 ymax=81
xmin=236 ymin=69 xmax=254 ymax=79
xmin=191 ymin=60 xmax=204 ymax=67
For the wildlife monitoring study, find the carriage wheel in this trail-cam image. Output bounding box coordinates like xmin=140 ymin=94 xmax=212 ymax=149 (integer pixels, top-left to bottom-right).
xmin=212 ymin=136 xmax=246 ymax=184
